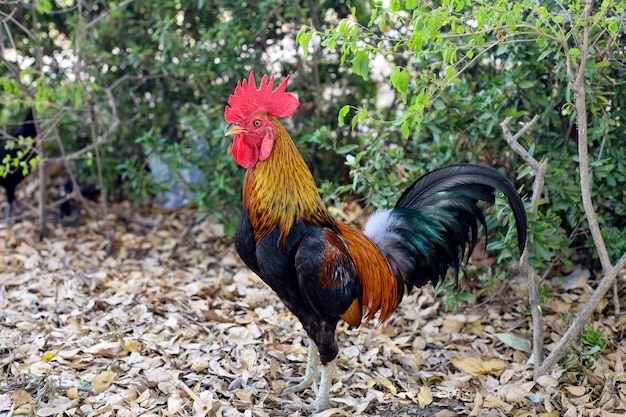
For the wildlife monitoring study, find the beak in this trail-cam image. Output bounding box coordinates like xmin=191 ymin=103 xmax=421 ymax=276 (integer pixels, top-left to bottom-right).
xmin=224 ymin=124 xmax=247 ymax=136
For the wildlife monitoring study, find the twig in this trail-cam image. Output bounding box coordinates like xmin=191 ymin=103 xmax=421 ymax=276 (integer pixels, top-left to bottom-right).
xmin=50 ymin=122 xmax=100 ymax=220
xmin=500 ymin=115 xmax=547 ymax=373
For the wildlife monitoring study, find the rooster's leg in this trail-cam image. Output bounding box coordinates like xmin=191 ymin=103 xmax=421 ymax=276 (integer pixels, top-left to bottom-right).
xmin=309 ymin=359 xmax=335 ymax=412
xmin=284 ymin=356 xmax=336 ymax=413
xmin=281 ymin=342 xmax=319 ymax=394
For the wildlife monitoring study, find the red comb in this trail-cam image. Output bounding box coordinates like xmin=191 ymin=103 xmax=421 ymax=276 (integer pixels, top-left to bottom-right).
xmin=225 ymin=71 xmax=300 ymax=123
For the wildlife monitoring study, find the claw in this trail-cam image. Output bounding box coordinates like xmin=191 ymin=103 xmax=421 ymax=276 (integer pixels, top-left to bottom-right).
xmin=281 ymin=375 xmax=317 ymax=395
xmin=283 ymin=360 xmax=335 ymax=413
xmin=281 ymin=343 xmax=336 ymax=413
xmin=281 ymin=343 xmax=319 ymax=395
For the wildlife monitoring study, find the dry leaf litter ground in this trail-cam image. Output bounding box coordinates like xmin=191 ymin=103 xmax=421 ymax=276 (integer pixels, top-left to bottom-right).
xmin=0 ymin=207 xmax=625 ymax=417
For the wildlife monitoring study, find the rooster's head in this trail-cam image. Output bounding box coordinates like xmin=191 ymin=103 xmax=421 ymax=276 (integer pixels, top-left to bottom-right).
xmin=224 ymin=71 xmax=300 ymax=169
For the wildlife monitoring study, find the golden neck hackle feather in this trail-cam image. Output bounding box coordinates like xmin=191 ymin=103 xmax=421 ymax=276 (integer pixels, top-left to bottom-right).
xmin=243 ymin=118 xmax=335 ymax=249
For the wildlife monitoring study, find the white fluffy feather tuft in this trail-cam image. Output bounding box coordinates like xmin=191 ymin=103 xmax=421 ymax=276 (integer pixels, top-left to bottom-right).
xmin=364 ymin=210 xmax=401 ymax=243
xmin=364 ymin=210 xmax=412 ymax=273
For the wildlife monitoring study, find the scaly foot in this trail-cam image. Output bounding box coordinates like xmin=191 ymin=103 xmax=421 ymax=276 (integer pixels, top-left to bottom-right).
xmin=281 ymin=343 xmax=319 ymax=395
xmin=284 ymin=359 xmax=336 ymax=413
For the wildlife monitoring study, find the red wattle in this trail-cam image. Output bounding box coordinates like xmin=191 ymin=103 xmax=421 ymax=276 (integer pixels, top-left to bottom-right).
xmin=232 ymin=135 xmax=258 ymax=169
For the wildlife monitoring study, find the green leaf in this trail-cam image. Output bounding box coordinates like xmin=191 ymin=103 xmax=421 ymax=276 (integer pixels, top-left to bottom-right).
xmin=368 ymin=7 xmax=378 ymax=26
xmin=406 ymin=0 xmax=418 ymax=9
xmin=593 ymin=61 xmax=610 ymax=68
xmin=390 ymin=67 xmax=410 ymax=93
xmin=338 ymin=105 xmax=350 ymax=126
xmin=36 ymin=0 xmax=52 ymax=14
xmin=401 ymin=120 xmax=411 ymax=139
xmin=495 ymin=333 xmax=532 ymax=353
xmin=608 ymin=20 xmax=619 ymax=37
xmin=358 ymin=107 xmax=367 ymax=124
xmin=352 ymin=50 xmax=370 ymax=79
xmin=569 ymin=47 xmax=581 ymax=58
xmin=445 ymin=65 xmax=456 ymax=80
xmin=296 ymin=30 xmax=313 ymax=57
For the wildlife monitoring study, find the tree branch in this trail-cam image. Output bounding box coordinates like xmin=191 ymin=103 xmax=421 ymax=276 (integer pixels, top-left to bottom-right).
xmin=500 ymin=115 xmax=547 ymax=372
xmin=570 ymin=0 xmax=612 ymax=273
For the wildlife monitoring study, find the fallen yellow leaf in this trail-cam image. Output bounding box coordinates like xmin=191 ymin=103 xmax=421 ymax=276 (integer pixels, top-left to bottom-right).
xmin=375 ymin=374 xmax=397 ymax=395
xmin=92 ymin=370 xmax=117 ymax=393
xmin=42 ymin=352 xmax=56 ymax=362
xmin=122 ymin=339 xmax=141 ymax=352
xmin=66 ymin=386 xmax=79 ymax=400
xmin=417 ymin=386 xmax=433 ymax=407
xmin=450 ymin=356 xmax=509 ymax=375
xmin=11 ymin=389 xmax=34 ymax=406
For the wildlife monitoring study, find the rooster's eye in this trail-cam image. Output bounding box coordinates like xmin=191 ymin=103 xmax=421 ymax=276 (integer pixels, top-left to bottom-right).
xmin=253 ymin=119 xmax=262 ymax=127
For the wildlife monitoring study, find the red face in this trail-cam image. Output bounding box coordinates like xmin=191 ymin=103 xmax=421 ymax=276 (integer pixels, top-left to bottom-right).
xmin=225 ymin=113 xmax=276 ymax=169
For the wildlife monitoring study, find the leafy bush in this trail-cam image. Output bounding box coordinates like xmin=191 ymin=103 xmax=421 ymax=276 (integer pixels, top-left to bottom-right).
xmin=297 ymin=0 xmax=625 ymax=276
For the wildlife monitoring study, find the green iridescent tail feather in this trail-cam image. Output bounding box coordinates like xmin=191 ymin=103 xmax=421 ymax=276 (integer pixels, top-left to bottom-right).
xmin=364 ymin=164 xmax=527 ymax=291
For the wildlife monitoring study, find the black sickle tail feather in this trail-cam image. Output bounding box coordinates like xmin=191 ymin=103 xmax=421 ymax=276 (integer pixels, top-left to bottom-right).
xmin=390 ymin=163 xmax=527 ymax=289
xmin=1 ymin=108 xmax=37 ymax=142
xmin=12 ymin=108 xmax=37 ymax=140
xmin=1 ymin=108 xmax=39 ymax=213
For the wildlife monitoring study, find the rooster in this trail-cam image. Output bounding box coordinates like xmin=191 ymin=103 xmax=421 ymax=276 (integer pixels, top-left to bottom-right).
xmin=0 ymin=108 xmax=38 ymax=221
xmin=224 ymin=72 xmax=527 ymax=412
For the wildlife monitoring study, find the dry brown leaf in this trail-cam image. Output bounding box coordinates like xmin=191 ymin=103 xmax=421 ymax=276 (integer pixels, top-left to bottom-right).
xmin=441 ymin=318 xmax=464 ymax=334
xmin=167 ymin=393 xmax=184 ymax=414
xmin=313 ymin=408 xmax=352 ymax=417
xmin=91 ymin=370 xmax=117 ymax=393
xmin=469 ymin=390 xmax=483 ymax=416
xmin=417 ymin=386 xmax=433 ymax=407
xmin=192 ymin=390 xmax=220 ymax=417
xmin=375 ymin=373 xmax=397 ymax=395
xmin=536 ymin=374 xmax=559 ymax=388
xmin=36 ymin=398 xmax=76 ymax=416
xmin=450 ymin=356 xmax=509 ymax=375
xmin=11 ymin=389 xmax=34 ymax=406
xmin=84 ymin=341 xmax=122 ymax=357
xmin=615 ymin=349 xmax=624 ymax=373
xmin=483 ymin=393 xmax=511 ymax=410
xmin=0 ymin=208 xmax=621 ymax=416
xmin=564 ymin=385 xmax=586 ymax=396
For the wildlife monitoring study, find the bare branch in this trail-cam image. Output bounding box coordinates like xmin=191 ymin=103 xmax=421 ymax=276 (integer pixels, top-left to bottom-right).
xmin=500 ymin=115 xmax=547 ymax=372
xmin=570 ymin=1 xmax=613 ymax=273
